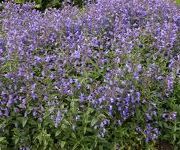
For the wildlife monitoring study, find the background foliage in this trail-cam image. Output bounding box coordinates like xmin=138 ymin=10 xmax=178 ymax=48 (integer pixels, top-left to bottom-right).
xmin=13 ymin=0 xmax=96 ymax=10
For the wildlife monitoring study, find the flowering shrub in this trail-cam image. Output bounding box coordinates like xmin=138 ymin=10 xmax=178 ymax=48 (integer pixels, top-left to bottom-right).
xmin=0 ymin=0 xmax=180 ymax=149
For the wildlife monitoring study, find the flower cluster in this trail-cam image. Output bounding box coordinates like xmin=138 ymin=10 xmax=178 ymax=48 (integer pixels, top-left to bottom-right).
xmin=162 ymin=111 xmax=177 ymax=121
xmin=0 ymin=0 xmax=179 ymax=143
xmin=136 ymin=124 xmax=160 ymax=142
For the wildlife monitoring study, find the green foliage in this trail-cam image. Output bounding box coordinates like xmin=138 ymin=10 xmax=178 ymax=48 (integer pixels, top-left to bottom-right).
xmin=158 ymin=81 xmax=180 ymax=149
xmin=13 ymin=0 xmax=89 ymax=10
xmin=0 ymin=83 xmax=179 ymax=149
xmin=176 ymin=0 xmax=180 ymax=5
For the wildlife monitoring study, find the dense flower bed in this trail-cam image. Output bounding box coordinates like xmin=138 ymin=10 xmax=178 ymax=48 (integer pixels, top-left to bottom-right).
xmin=0 ymin=0 xmax=179 ymax=149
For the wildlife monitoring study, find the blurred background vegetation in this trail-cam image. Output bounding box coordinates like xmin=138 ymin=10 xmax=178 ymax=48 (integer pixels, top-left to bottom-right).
xmin=0 ymin=0 xmax=96 ymax=10
xmin=0 ymin=0 xmax=179 ymax=10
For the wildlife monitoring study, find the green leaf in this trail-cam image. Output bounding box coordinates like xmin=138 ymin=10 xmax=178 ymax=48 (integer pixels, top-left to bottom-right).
xmin=72 ymin=144 xmax=79 ymax=150
xmin=83 ymin=126 xmax=87 ymax=135
xmin=35 ymin=0 xmax=42 ymax=4
xmin=15 ymin=0 xmax=25 ymax=4
xmin=22 ymin=118 xmax=28 ymax=128
xmin=60 ymin=141 xmax=66 ymax=149
xmin=14 ymin=137 xmax=19 ymax=145
xmin=71 ymin=132 xmax=76 ymax=139
xmin=55 ymin=130 xmax=61 ymax=137
xmin=0 ymin=137 xmax=6 ymax=142
xmin=91 ymin=118 xmax=98 ymax=127
xmin=97 ymin=114 xmax=106 ymax=119
xmin=35 ymin=4 xmax=42 ymax=9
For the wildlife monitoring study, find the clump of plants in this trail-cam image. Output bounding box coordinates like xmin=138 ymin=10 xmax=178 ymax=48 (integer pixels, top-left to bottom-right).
xmin=0 ymin=0 xmax=179 ymax=149
xmin=11 ymin=0 xmax=96 ymax=10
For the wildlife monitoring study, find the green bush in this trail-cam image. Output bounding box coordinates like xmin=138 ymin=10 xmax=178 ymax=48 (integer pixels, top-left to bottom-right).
xmin=13 ymin=0 xmax=94 ymax=10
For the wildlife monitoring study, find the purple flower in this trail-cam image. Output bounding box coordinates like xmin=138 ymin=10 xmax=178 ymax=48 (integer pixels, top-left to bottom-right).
xmin=55 ymin=110 xmax=62 ymax=127
xmin=72 ymin=50 xmax=81 ymax=59
xmin=162 ymin=112 xmax=177 ymax=121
